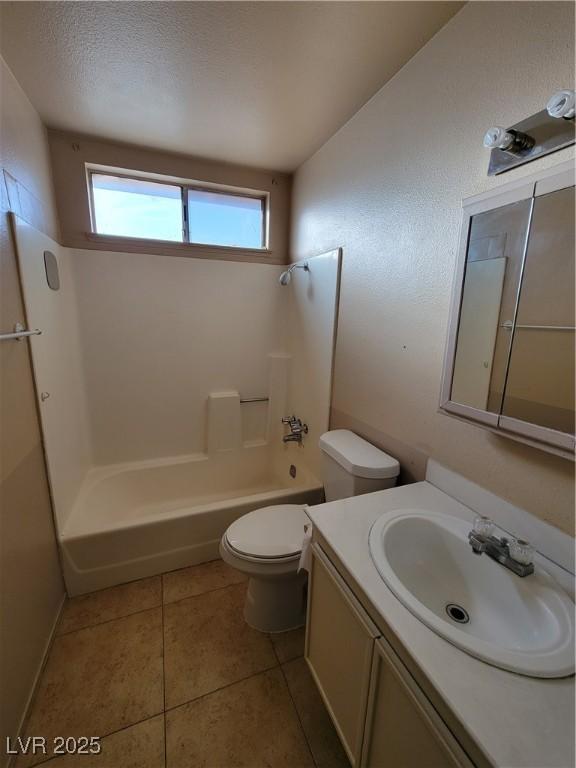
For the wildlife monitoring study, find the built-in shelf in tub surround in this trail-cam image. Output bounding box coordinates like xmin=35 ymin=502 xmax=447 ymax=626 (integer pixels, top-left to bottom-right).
xmin=306 ymin=462 xmax=575 ymax=768
xmin=207 ymin=392 xmax=243 ymax=453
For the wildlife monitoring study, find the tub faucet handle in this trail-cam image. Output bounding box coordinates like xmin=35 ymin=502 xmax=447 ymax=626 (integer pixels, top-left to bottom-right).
xmin=282 ymin=414 xmax=308 ymax=444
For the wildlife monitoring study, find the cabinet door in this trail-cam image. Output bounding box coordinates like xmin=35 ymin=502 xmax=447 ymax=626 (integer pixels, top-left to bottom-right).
xmin=305 ymin=544 xmax=379 ymax=766
xmin=363 ymin=638 xmax=474 ymax=768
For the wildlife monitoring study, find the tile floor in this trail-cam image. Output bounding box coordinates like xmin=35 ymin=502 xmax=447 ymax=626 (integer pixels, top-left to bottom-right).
xmin=17 ymin=560 xmax=349 ymax=768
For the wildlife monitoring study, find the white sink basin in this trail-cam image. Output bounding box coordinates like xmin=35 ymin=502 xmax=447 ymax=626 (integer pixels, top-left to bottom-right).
xmin=369 ymin=509 xmax=575 ymax=678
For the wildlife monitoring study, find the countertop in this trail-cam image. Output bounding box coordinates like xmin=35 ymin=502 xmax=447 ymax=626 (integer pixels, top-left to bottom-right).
xmin=307 ymin=481 xmax=575 ymax=768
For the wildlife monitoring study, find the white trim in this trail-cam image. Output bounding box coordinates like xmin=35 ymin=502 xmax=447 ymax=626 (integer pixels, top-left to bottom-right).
xmin=436 ymin=405 xmax=575 ymax=462
xmin=498 ymin=414 xmax=575 ymax=453
xmin=462 ymin=180 xmax=534 ymax=216
xmin=535 ymin=165 xmax=575 ymax=196
xmin=462 ymin=158 xmax=574 ymax=208
xmin=440 ymin=400 xmax=499 ymax=427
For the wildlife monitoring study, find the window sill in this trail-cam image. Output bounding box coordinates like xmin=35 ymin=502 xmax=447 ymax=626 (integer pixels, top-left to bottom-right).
xmin=82 ymin=233 xmax=277 ymax=263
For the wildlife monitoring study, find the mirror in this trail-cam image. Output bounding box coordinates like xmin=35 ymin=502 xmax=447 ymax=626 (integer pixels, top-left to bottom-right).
xmin=502 ymin=186 xmax=575 ymax=434
xmin=451 ymin=199 xmax=532 ymax=412
xmin=441 ymin=162 xmax=575 ymax=459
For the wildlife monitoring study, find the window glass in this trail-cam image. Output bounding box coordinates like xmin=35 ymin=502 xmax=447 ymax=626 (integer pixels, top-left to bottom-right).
xmin=187 ymin=188 xmax=263 ymax=248
xmin=91 ymin=174 xmax=183 ymax=242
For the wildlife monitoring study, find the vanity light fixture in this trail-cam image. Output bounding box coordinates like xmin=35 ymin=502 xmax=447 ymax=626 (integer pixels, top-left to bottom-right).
xmin=484 ymin=87 xmax=575 ymax=175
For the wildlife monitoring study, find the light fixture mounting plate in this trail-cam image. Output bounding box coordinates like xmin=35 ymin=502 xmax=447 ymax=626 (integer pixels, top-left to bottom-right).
xmin=487 ymin=108 xmax=575 ymax=176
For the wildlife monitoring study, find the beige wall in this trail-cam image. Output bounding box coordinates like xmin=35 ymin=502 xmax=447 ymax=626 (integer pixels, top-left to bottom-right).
xmin=291 ymin=2 xmax=575 ymax=535
xmin=48 ymin=130 xmax=292 ymax=264
xmin=0 ymin=57 xmax=64 ymax=763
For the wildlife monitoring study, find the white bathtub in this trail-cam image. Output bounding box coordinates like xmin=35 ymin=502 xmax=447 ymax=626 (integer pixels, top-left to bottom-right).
xmin=60 ymin=446 xmax=323 ymax=596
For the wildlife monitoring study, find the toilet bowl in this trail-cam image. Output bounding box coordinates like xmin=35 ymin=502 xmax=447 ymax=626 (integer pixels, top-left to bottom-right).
xmin=220 ymin=430 xmax=400 ymax=633
xmin=220 ymin=504 xmax=310 ymax=632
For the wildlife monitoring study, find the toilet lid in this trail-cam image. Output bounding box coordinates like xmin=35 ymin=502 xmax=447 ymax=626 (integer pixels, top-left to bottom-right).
xmin=226 ymin=505 xmax=309 ymax=559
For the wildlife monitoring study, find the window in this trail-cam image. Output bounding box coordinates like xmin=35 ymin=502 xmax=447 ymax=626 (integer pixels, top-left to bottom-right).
xmin=89 ymin=171 xmax=266 ymax=249
xmin=91 ymin=174 xmax=183 ymax=242
xmin=187 ymin=189 xmax=263 ymax=248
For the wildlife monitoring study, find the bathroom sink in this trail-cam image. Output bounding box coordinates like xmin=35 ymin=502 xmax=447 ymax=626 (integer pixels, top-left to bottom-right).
xmin=369 ymin=509 xmax=575 ymax=678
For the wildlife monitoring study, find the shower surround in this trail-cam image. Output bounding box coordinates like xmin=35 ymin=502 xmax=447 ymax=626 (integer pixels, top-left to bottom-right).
xmin=13 ymin=214 xmax=340 ymax=594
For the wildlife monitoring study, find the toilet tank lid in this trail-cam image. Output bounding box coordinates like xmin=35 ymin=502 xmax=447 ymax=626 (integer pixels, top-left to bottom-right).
xmin=319 ymin=430 xmax=400 ymax=479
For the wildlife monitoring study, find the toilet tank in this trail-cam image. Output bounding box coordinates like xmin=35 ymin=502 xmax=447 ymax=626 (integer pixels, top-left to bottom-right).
xmin=319 ymin=430 xmax=400 ymax=502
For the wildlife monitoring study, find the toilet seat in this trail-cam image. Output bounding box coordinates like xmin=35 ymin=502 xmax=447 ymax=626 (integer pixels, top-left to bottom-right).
xmin=225 ymin=504 xmax=309 ymax=562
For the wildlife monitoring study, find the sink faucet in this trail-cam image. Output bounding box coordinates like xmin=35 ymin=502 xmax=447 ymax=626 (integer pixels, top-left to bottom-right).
xmin=468 ymin=516 xmax=534 ymax=577
xmin=282 ymin=415 xmax=309 ymax=445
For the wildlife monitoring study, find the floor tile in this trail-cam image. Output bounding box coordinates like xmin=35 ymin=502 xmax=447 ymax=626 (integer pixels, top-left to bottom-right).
xmin=40 ymin=716 xmax=165 ymax=768
xmin=164 ymin=582 xmax=276 ymax=708
xmin=162 ymin=559 xmax=246 ymax=604
xmin=166 ymin=668 xmax=314 ymax=768
xmin=270 ymin=626 xmax=305 ymax=664
xmin=17 ymin=609 xmax=164 ymax=767
xmin=57 ymin=577 xmax=162 ymax=634
xmin=283 ymin=658 xmax=350 ymax=768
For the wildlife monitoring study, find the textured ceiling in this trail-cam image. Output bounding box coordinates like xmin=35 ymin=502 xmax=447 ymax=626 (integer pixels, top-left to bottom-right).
xmin=0 ymin=2 xmax=463 ymax=171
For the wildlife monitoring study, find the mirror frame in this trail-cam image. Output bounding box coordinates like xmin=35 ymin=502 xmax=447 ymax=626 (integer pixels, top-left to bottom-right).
xmin=440 ymin=159 xmax=575 ymax=461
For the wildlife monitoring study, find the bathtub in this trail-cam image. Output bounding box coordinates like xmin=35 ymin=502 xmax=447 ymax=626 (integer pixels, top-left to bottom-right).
xmin=60 ymin=446 xmax=323 ymax=596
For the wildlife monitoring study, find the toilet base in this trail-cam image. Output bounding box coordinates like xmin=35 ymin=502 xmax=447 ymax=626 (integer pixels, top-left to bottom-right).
xmin=244 ymin=572 xmax=307 ymax=633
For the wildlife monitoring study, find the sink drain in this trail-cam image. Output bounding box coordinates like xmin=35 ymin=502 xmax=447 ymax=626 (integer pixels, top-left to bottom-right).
xmin=446 ymin=603 xmax=470 ymax=624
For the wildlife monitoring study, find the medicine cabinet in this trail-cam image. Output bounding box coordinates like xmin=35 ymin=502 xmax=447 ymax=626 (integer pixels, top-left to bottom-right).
xmin=440 ymin=160 xmax=575 ymax=460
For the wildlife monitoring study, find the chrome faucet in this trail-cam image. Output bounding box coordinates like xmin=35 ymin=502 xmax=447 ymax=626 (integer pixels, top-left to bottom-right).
xmin=282 ymin=415 xmax=308 ymax=445
xmin=468 ymin=516 xmax=534 ymax=577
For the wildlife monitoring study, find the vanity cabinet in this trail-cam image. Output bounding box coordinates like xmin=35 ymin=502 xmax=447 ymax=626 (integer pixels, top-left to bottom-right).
xmin=362 ymin=638 xmax=470 ymax=767
xmin=305 ymin=543 xmax=474 ymax=768
xmin=305 ymin=544 xmax=377 ymax=765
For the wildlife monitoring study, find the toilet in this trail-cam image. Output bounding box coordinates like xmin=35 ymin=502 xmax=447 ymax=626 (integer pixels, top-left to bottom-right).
xmin=220 ymin=429 xmax=400 ymax=633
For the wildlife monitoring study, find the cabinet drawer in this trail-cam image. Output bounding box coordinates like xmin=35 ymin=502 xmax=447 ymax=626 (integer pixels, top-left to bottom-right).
xmin=305 ymin=544 xmax=379 ymax=766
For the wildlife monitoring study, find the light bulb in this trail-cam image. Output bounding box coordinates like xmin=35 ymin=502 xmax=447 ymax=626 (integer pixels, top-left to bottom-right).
xmin=483 ymin=126 xmax=515 ymax=150
xmin=547 ymin=89 xmax=576 ymax=120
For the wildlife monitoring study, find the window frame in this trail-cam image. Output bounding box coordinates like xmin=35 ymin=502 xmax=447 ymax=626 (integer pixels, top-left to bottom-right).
xmin=87 ymin=168 xmax=269 ymax=251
